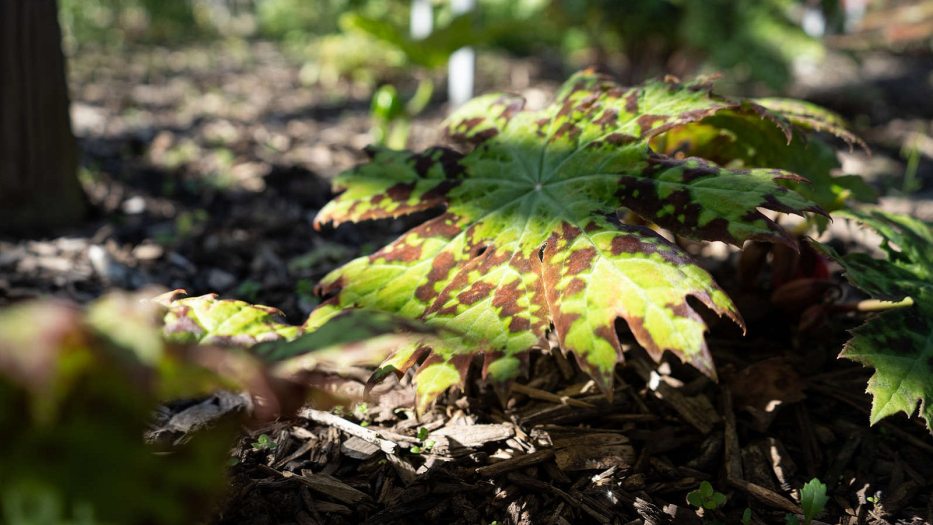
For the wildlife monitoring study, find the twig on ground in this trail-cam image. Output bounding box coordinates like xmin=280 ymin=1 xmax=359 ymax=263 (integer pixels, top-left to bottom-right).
xmin=511 ymin=382 xmax=595 ymax=408
xmin=299 ymin=407 xmax=399 ymax=455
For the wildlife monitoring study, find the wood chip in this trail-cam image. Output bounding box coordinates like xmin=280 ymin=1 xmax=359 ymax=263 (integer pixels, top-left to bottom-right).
xmin=633 ymin=497 xmax=664 ymax=525
xmin=296 ymin=470 xmax=371 ymax=505
xmin=662 ymin=503 xmax=703 ymax=525
xmin=385 ymin=452 xmax=417 ymax=485
xmin=312 ymin=501 xmax=352 ymax=515
xmin=147 ymin=390 xmax=250 ymax=445
xmin=552 ymin=433 xmax=635 ymax=472
xmin=340 ymin=436 xmax=381 ymax=460
xmin=729 ymin=478 xmax=802 ymax=515
xmin=764 ymin=437 xmax=797 ymax=493
xmin=741 ymin=442 xmax=778 ymax=491
xmin=511 ymin=382 xmax=595 ymax=408
xmin=475 ymin=449 xmax=555 ymax=477
xmin=274 ymin=436 xmax=318 ymax=469
xmin=721 ymin=387 xmax=744 ymax=481
xmin=430 ymin=423 xmax=514 ymax=448
xmin=825 ymin=431 xmax=863 ymax=488
xmin=506 ymin=472 xmax=611 ymax=524
xmin=632 ymin=359 xmax=718 ymax=434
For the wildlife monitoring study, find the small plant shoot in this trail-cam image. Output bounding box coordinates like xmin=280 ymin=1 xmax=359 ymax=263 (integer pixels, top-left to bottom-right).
xmin=800 ymin=478 xmax=829 ymax=524
xmin=786 ymin=478 xmax=829 ymax=525
xmin=686 ymin=481 xmax=727 ymax=510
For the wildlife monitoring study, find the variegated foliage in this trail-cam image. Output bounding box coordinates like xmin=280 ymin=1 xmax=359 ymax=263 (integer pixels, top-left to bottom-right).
xmin=312 ymin=70 xmax=857 ymax=410
xmin=819 ymin=211 xmax=933 ymax=432
xmin=158 ymin=291 xmax=436 ymax=379
xmin=0 ymin=291 xmax=431 ymax=523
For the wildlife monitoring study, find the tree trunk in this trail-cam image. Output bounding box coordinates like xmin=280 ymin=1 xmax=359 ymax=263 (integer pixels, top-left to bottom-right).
xmin=0 ymin=0 xmax=85 ymax=236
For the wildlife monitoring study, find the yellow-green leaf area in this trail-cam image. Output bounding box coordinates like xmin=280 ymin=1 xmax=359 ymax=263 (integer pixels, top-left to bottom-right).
xmin=163 ymin=294 xmax=300 ymax=346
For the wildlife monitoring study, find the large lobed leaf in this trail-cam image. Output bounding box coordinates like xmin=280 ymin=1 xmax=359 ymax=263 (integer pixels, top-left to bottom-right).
xmin=312 ymin=70 xmax=841 ymax=410
xmin=818 ymin=210 xmax=933 ymax=431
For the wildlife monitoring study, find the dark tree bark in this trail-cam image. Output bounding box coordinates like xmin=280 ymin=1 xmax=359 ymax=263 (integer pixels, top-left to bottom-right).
xmin=0 ymin=0 xmax=85 ymax=235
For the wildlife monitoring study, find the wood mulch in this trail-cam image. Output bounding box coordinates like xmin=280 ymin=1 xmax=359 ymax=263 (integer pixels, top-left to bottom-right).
xmin=213 ymin=322 xmax=933 ymax=525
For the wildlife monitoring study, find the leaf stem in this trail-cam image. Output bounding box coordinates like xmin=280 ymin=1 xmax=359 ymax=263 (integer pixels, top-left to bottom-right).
xmin=833 ymin=296 xmax=915 ymax=313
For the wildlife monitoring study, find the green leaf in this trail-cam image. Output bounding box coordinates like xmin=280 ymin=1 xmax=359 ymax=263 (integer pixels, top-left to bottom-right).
xmin=817 ymin=210 xmax=933 ymax=430
xmin=709 ymin=491 xmax=727 ymax=509
xmin=800 ymin=478 xmax=828 ymax=524
xmin=314 ymin=70 xmax=841 ymax=410
xmin=686 ymin=490 xmax=705 ymax=508
xmin=686 ymin=480 xmax=726 ymax=510
xmin=651 ymin=110 xmax=875 ymax=216
xmin=754 ymin=98 xmax=867 ymax=152
xmin=340 ymin=12 xmax=477 ymax=69
xmin=157 ymin=291 xmax=301 ymax=346
xmin=156 ymin=291 xmax=439 ymax=391
xmin=254 ymin=309 xmax=430 ymax=363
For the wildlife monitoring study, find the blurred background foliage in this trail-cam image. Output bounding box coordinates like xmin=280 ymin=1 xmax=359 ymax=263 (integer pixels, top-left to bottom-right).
xmin=57 ymin=0 xmax=844 ymax=93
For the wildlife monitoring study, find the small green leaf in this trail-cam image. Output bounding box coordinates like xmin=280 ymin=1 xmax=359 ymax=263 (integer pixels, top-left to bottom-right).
xmin=252 ymin=434 xmax=275 ymax=451
xmin=371 ymin=85 xmax=404 ymax=122
xmin=686 ymin=491 xmax=705 ymax=508
xmin=686 ymin=481 xmax=726 ymax=510
xmin=800 ymin=478 xmax=828 ymax=524
xmin=709 ymin=491 xmax=727 ymax=509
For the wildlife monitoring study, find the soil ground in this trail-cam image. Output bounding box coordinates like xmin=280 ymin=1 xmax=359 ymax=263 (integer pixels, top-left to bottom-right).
xmin=2 ymin=40 xmax=932 ymax=524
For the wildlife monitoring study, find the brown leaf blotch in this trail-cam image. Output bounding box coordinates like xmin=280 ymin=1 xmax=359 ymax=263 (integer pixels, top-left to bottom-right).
xmin=386 ymin=183 xmax=414 ymax=202
xmin=610 ymin=235 xmax=643 ymax=256
xmin=567 ymin=247 xmax=596 ymax=275
xmin=604 ymin=133 xmax=637 ymax=146
xmin=637 ymin=114 xmax=667 ymax=134
xmin=457 ymin=281 xmax=495 ymax=306
xmin=565 ymin=277 xmax=586 ymax=296
xmin=416 ymin=251 xmax=457 ymax=301
xmin=624 ymin=91 xmax=639 ymax=113
xmin=492 ymin=280 xmax=523 ymax=318
xmin=377 ymin=241 xmax=422 ymax=263
xmin=595 ymin=108 xmax=618 ymax=128
xmin=508 ymin=316 xmax=531 ymax=332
